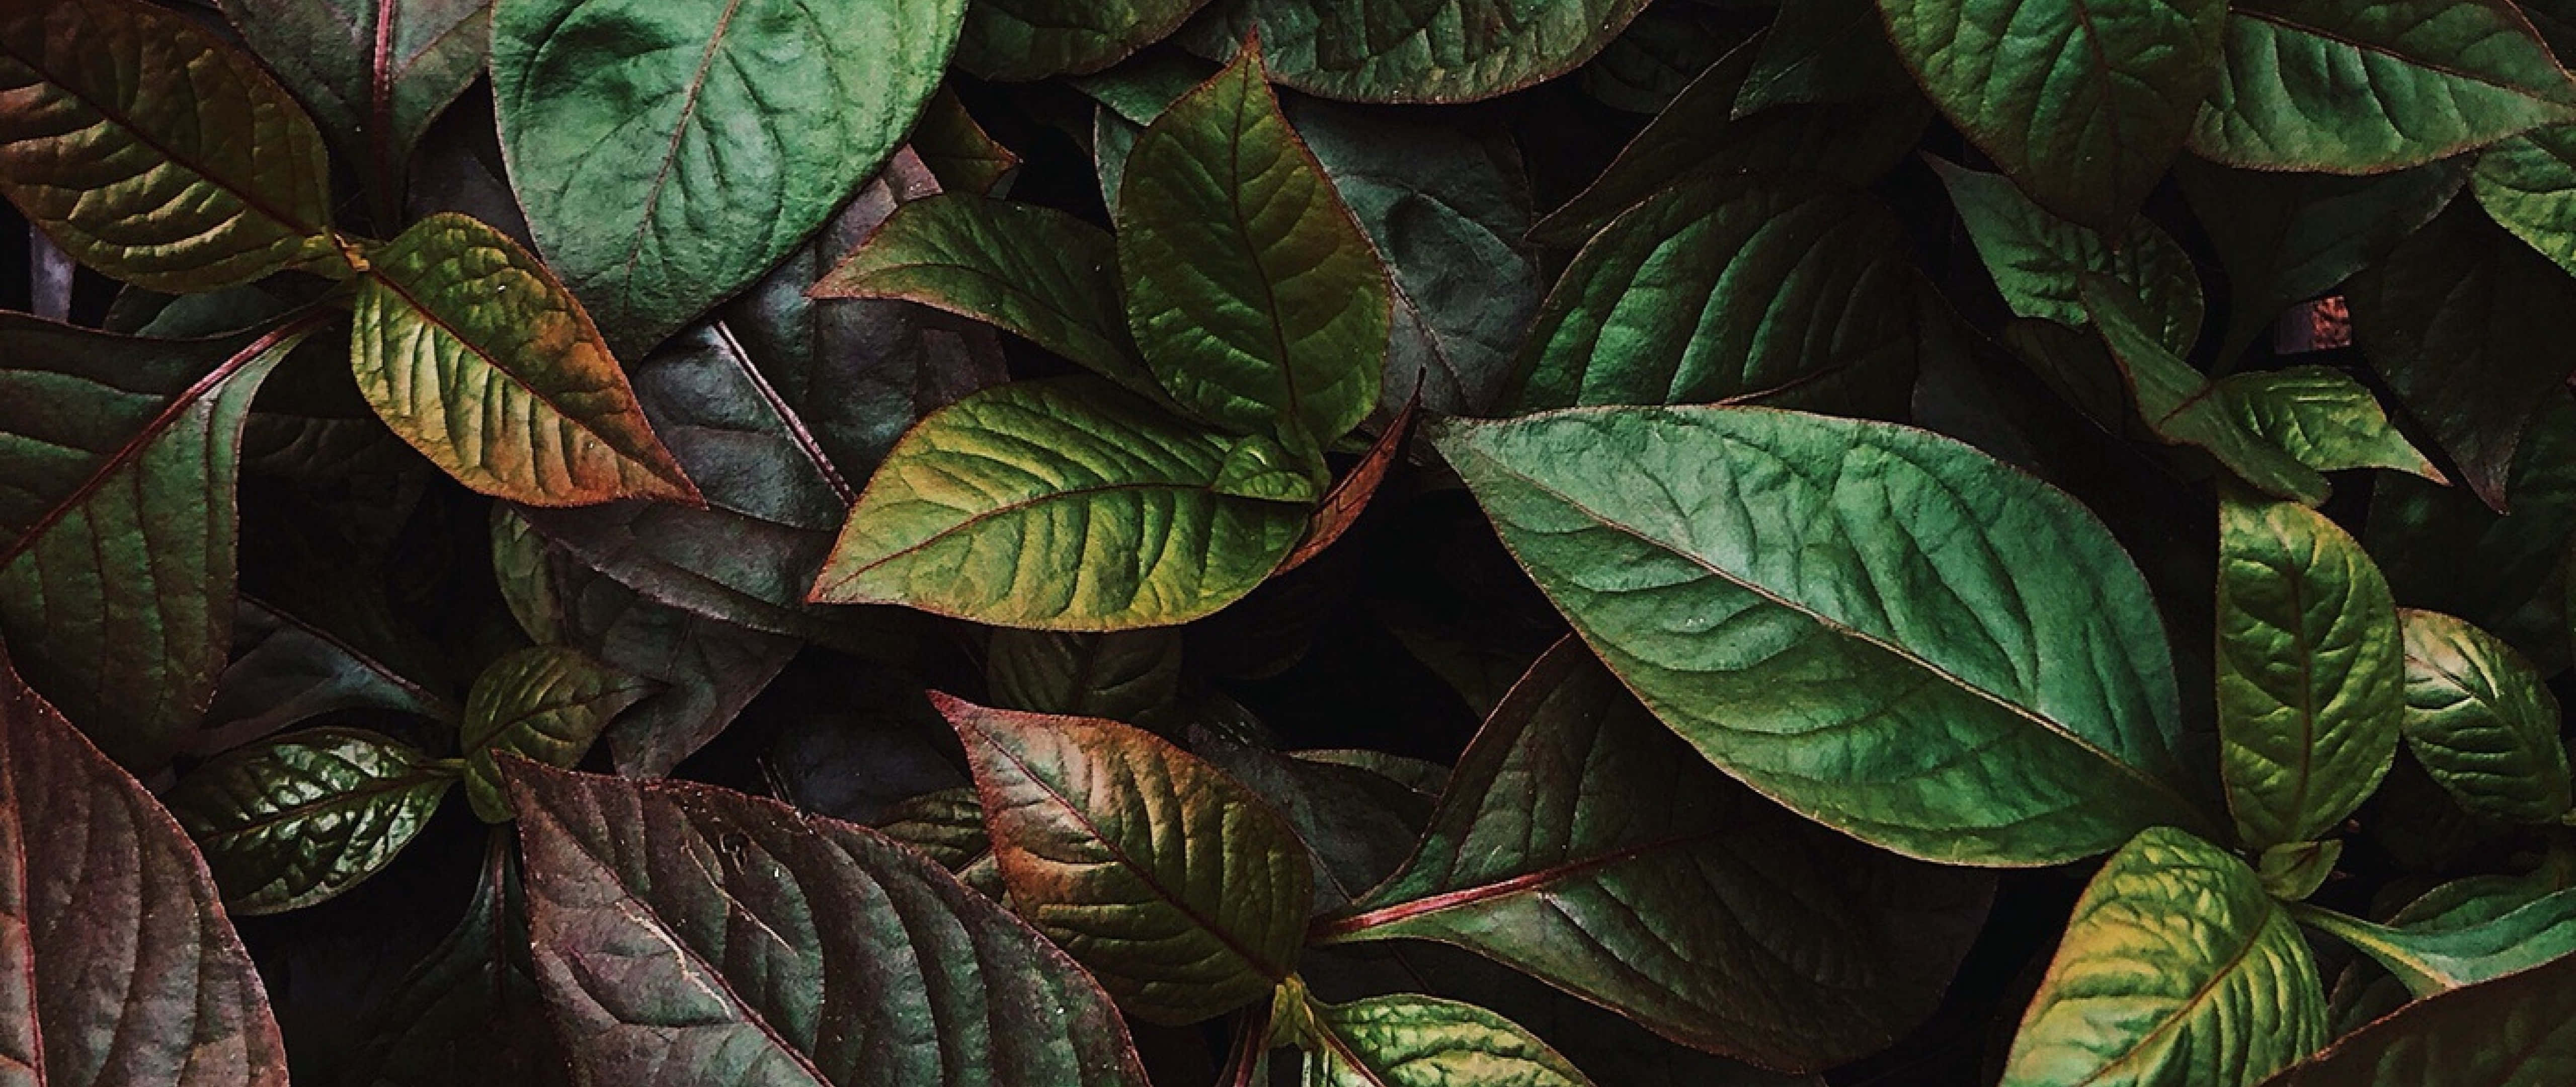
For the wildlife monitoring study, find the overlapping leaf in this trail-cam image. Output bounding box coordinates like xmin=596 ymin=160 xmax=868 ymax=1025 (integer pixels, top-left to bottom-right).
xmin=460 ymin=646 xmax=653 ymax=821
xmin=2213 ymin=368 xmax=2444 ymax=482
xmin=335 ymin=834 xmax=568 ymax=1087
xmin=2177 ymin=159 xmax=2466 ymax=362
xmin=2261 ymin=953 xmax=2576 ymax=1085
xmin=1176 ymin=0 xmax=1653 ymax=103
xmin=1295 ymin=991 xmax=1596 ymax=1087
xmin=2084 ymin=277 xmax=2331 ymax=504
xmin=956 ymin=0 xmax=1207 ymax=80
xmin=986 ymin=629 xmax=1184 ymax=723
xmin=2398 ymin=609 xmax=2572 ymax=823
xmin=2296 ymin=887 xmax=2576 ymax=998
xmin=1935 ymin=158 xmax=2203 ymax=350
xmin=2475 ymin=124 xmax=2576 ymax=276
xmin=169 ymin=727 xmax=454 ymax=914
xmin=218 ymin=0 xmax=491 ymax=197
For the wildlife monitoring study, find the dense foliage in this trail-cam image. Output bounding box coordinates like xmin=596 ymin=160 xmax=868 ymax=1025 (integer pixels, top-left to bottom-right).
xmin=9 ymin=0 xmax=2576 ymax=1084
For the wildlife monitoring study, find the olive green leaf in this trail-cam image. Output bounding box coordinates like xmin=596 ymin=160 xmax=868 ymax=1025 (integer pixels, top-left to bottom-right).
xmin=1934 ymin=157 xmax=2204 ymax=351
xmin=169 ymin=727 xmax=456 ymax=915
xmin=913 ymin=87 xmax=1020 ymax=195
xmin=1175 ymin=0 xmax=1653 ymax=103
xmin=2295 ymin=888 xmax=2576 ymax=998
xmin=1880 ymin=0 xmax=2225 ymax=229
xmin=871 ymin=786 xmax=992 ymax=873
xmin=1117 ymin=44 xmax=1389 ymax=446
xmin=2003 ymin=827 xmax=2326 ymax=1087
xmin=988 ymin=629 xmax=1185 ymax=723
xmin=2082 ymin=277 xmax=2332 ymax=505
xmin=935 ymin=693 xmax=1312 ymax=1025
xmin=808 ymin=377 xmax=1306 ymax=630
xmin=1435 ymin=408 xmax=2209 ymax=866
xmin=0 ymin=315 xmax=319 ymax=772
xmin=459 ymin=646 xmax=653 ymax=822
xmin=1317 ymin=642 xmax=1993 ymax=1071
xmin=0 ymin=0 xmax=339 ymax=292
xmin=217 ymin=0 xmax=491 ymax=199
xmin=502 ymin=759 xmax=1152 ymax=1087
xmin=351 ymin=212 xmax=701 ymax=507
xmin=2262 ymin=952 xmax=2576 ymax=1086
xmin=1292 ymin=990 xmax=1596 ymax=1087
xmin=956 ymin=0 xmax=1208 ymax=80
xmin=2398 ymin=609 xmax=2573 ymax=823
xmin=2193 ymin=0 xmax=2576 ymax=174
xmin=2212 ymin=368 xmax=2445 ymax=482
xmin=2474 ymin=124 xmax=2576 ymax=276
xmin=2176 ymin=159 xmax=2466 ymax=364
xmin=1512 ymin=171 xmax=1922 ymax=420
xmin=490 ymin=0 xmax=967 ymax=354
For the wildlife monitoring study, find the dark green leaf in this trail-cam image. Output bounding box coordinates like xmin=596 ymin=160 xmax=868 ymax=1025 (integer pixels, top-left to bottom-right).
xmin=1176 ymin=0 xmax=1653 ymax=103
xmin=987 ymin=628 xmax=1185 ymax=723
xmin=1191 ymin=730 xmax=1434 ymax=914
xmin=2366 ymin=399 xmax=2576 ymax=667
xmin=200 ymin=598 xmax=461 ymax=756
xmin=2257 ymin=839 xmax=2343 ymax=902
xmin=2398 ymin=609 xmax=2572 ymax=823
xmin=170 ymin=727 xmax=454 ymax=914
xmin=1734 ymin=0 xmax=1912 ymax=115
xmin=549 ymin=541 xmax=800 ymax=777
xmin=459 ymin=647 xmax=652 ymax=822
xmin=870 ymin=787 xmax=992 ymax=873
xmin=218 ymin=0 xmax=490 ymax=196
xmin=2176 ymin=158 xmax=2465 ymax=363
xmin=1935 ymin=157 xmax=2204 ymax=351
xmin=913 ymin=87 xmax=1020 ymax=195
xmin=2260 ymin=951 xmax=2576 ymax=1085
xmin=956 ymin=0 xmax=1208 ymax=80
xmin=1578 ymin=4 xmax=1744 ymax=115
xmin=2084 ymin=277 xmax=2332 ymax=504
xmin=335 ymin=834 xmax=569 ymax=1087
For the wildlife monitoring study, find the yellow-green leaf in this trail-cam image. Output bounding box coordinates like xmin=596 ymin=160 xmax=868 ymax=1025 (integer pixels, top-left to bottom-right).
xmin=460 ymin=646 xmax=653 ymax=821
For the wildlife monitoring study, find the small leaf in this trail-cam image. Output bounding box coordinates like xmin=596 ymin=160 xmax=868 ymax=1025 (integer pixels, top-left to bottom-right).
xmin=2398 ymin=609 xmax=2573 ymax=823
xmin=1212 ymin=431 xmax=1328 ymax=504
xmin=218 ymin=0 xmax=491 ymax=196
xmin=2211 ymin=367 xmax=2445 ymax=482
xmin=956 ymin=0 xmax=1208 ymax=80
xmin=2003 ymin=827 xmax=2326 ymax=1087
xmin=2177 ymin=159 xmax=2466 ymax=362
xmin=936 ymin=692 xmax=1312 ymax=1025
xmin=2259 ymin=839 xmax=2343 ymax=902
xmin=2259 ymin=951 xmax=2576 ymax=1085
xmin=1299 ymin=991 xmax=1596 ymax=1087
xmin=169 ymin=727 xmax=454 ymax=915
xmin=460 ymin=646 xmax=653 ymax=822
xmin=2295 ymin=889 xmax=2576 ymax=998
xmin=912 ymin=87 xmax=1020 ymax=195
xmin=1176 ymin=0 xmax=1653 ymax=103
xmin=2083 ymin=276 xmax=2332 ymax=505
xmin=1934 ymin=157 xmax=2204 ymax=350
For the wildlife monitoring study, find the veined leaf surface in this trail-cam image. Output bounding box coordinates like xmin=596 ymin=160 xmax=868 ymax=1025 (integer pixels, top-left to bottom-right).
xmin=1934 ymin=158 xmax=2203 ymax=351
xmin=460 ymin=646 xmax=654 ymax=821
xmin=2295 ymin=888 xmax=2576 ymax=998
xmin=956 ymin=0 xmax=1208 ymax=80
xmin=1295 ymin=991 xmax=1595 ymax=1087
xmin=218 ymin=0 xmax=491 ymax=195
xmin=1175 ymin=0 xmax=1653 ymax=103
xmin=2260 ymin=953 xmax=2576 ymax=1086
xmin=168 ymin=727 xmax=455 ymax=914
xmin=2398 ymin=609 xmax=2572 ymax=823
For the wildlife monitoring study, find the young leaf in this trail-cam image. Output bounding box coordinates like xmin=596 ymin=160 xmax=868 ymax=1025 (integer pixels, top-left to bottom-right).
xmin=2003 ymin=827 xmax=2326 ymax=1087
xmin=502 ymin=759 xmax=1152 ymax=1087
xmin=2398 ymin=609 xmax=2573 ymax=823
xmin=1316 ymin=641 xmax=1993 ymax=1072
xmin=2177 ymin=159 xmax=2467 ymax=363
xmin=1175 ymin=0 xmax=1653 ymax=103
xmin=955 ymin=0 xmax=1206 ymax=80
xmin=2295 ymin=889 xmax=2576 ymax=998
xmin=1933 ymin=157 xmax=2203 ymax=351
xmin=1879 ymin=0 xmax=2225 ymax=228
xmin=217 ymin=0 xmax=491 ymax=199
xmin=0 ymin=644 xmax=291 ymax=1087
xmin=935 ymin=693 xmax=1312 ymax=1024
xmin=2474 ymin=124 xmax=2576 ymax=276
xmin=2083 ymin=277 xmax=2332 ymax=505
xmin=2192 ymin=0 xmax=2576 ymax=174
xmin=2260 ymin=951 xmax=2576 ymax=1085
xmin=2212 ymin=368 xmax=2445 ymax=482
xmin=351 ymin=212 xmax=700 ymax=507
xmin=336 ymin=833 xmax=569 ymax=1087
xmin=168 ymin=727 xmax=455 ymax=915
xmin=808 ymin=377 xmax=1307 ymax=630
xmin=490 ymin=0 xmax=968 ymax=353
xmin=0 ymin=0 xmax=339 ymax=291
xmin=0 ymin=315 xmax=319 ymax=772
xmin=459 ymin=646 xmax=654 ymax=822
xmin=1435 ymin=408 xmax=2208 ymax=865
xmin=1295 ymin=991 xmax=1596 ymax=1087
xmin=1116 ymin=44 xmax=1390 ymax=445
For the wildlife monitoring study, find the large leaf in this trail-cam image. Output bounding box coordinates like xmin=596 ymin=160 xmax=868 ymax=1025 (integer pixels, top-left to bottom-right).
xmin=935 ymin=693 xmax=1311 ymax=1025
xmin=459 ymin=646 xmax=653 ymax=821
xmin=501 ymin=759 xmax=1152 ymax=1087
xmin=2295 ymin=888 xmax=2576 ymax=998
xmin=2176 ymin=159 xmax=2466 ymax=363
xmin=490 ymin=0 xmax=968 ymax=353
xmin=1292 ymin=990 xmax=1595 ymax=1087
xmin=0 ymin=644 xmax=291 ymax=1087
xmin=1880 ymin=0 xmax=2225 ymax=228
xmin=2083 ymin=277 xmax=2332 ymax=504
xmin=1435 ymin=407 xmax=2207 ymax=865
xmin=2003 ymin=827 xmax=2326 ymax=1087
xmin=1117 ymin=45 xmax=1389 ymax=445
xmin=0 ymin=316 xmax=318 ymax=771
xmin=2260 ymin=953 xmax=2576 ymax=1086
xmin=2192 ymin=0 xmax=2576 ymax=174
xmin=352 ymin=213 xmax=698 ymax=506
xmin=1317 ymin=641 xmax=1992 ymax=1072
xmin=2397 ymin=609 xmax=2572 ymax=823
xmin=335 ymin=834 xmax=569 ymax=1087
xmin=1933 ymin=158 xmax=2203 ymax=351
xmin=168 ymin=727 xmax=455 ymax=915
xmin=1175 ymin=0 xmax=1653 ymax=103
xmin=808 ymin=377 xmax=1307 ymax=630
xmin=219 ymin=0 xmax=491 ymax=198
xmin=956 ymin=0 xmax=1208 ymax=80
xmin=0 ymin=0 xmax=338 ymax=291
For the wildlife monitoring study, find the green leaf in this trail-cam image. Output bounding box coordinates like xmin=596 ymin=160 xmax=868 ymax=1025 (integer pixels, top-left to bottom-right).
xmin=1933 ymin=157 xmax=2204 ymax=351
xmin=1880 ymin=0 xmax=2225 ymax=228
xmin=956 ymin=0 xmax=1208 ymax=80
xmin=0 ymin=646 xmax=292 ymax=1087
xmin=2003 ymin=827 xmax=2326 ymax=1087
xmin=988 ymin=629 xmax=1185 ymax=723
xmin=218 ymin=0 xmax=491 ymax=198
xmin=1296 ymin=991 xmax=1596 ymax=1087
xmin=459 ymin=646 xmax=653 ymax=822
xmin=2261 ymin=949 xmax=2576 ymax=1085
xmin=553 ymin=558 xmax=798 ymax=777
xmin=1176 ymin=0 xmax=1653 ymax=103
xmin=351 ymin=212 xmax=701 ymax=507
xmin=2258 ymin=839 xmax=2344 ymax=902
xmin=808 ymin=377 xmax=1307 ymax=630
xmin=2398 ymin=609 xmax=2573 ymax=823
xmin=337 ymin=833 xmax=569 ymax=1087
xmin=2474 ymin=123 xmax=2576 ymax=276
xmin=2192 ymin=0 xmax=2576 ymax=174
xmin=168 ymin=727 xmax=455 ymax=915
xmin=2211 ymin=368 xmax=2445 ymax=482
xmin=490 ymin=0 xmax=967 ymax=354
xmin=913 ymin=86 xmax=1020 ymax=196
xmin=2083 ymin=277 xmax=2333 ymax=505
xmin=1317 ymin=641 xmax=1993 ymax=1071
xmin=871 ymin=786 xmax=993 ymax=873
xmin=2295 ymin=889 xmax=2576 ymax=998
xmin=935 ymin=692 xmax=1312 ymax=1025
xmin=1436 ymin=408 xmax=2208 ymax=865
xmin=0 ymin=316 xmax=318 ymax=772
xmin=502 ymin=759 xmax=1152 ymax=1087
xmin=2176 ymin=159 xmax=2466 ymax=364
xmin=0 ymin=0 xmax=339 ymax=291
xmin=1117 ymin=45 xmax=1389 ymax=445
xmin=1512 ymin=171 xmax=1923 ymax=420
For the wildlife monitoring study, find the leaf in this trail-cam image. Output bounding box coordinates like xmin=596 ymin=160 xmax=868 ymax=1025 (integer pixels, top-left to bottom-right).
xmin=2258 ymin=839 xmax=2344 ymax=902
xmin=2295 ymin=889 xmax=2576 ymax=999
xmin=1734 ymin=0 xmax=1912 ymax=115
xmin=168 ymin=727 xmax=455 ymax=915
xmin=1513 ymin=171 xmax=1922 ymax=419
xmin=0 ymin=643 xmax=291 ymax=1087
xmin=460 ymin=646 xmax=653 ymax=822
xmin=0 ymin=0 xmax=339 ymax=291
xmin=956 ymin=0 xmax=1209 ymax=80
xmin=808 ymin=377 xmax=1307 ymax=630
xmin=1578 ymin=3 xmax=1744 ymax=115
xmin=1277 ymin=395 xmax=1414 ymax=575
xmin=1296 ymin=991 xmax=1595 ymax=1087
xmin=2176 ymin=159 xmax=2466 ymax=363
xmin=2003 ymin=827 xmax=2326 ymax=1087
xmin=0 ymin=315 xmax=319 ymax=771
xmin=2083 ymin=277 xmax=2333 ymax=504
xmin=870 ymin=787 xmax=992 ymax=873
xmin=1175 ymin=0 xmax=1653 ymax=103
xmin=218 ymin=0 xmax=491 ymax=197
xmin=1190 ymin=730 xmax=1434 ymax=914
xmin=2474 ymin=123 xmax=2576 ymax=277
xmin=199 ymin=597 xmax=461 ymax=756
xmin=1435 ymin=407 xmax=2207 ymax=865
xmin=2216 ymin=494 xmax=2405 ymax=849
xmin=336 ymin=833 xmax=569 ymax=1087
xmin=549 ymin=542 xmax=800 ymax=778
xmin=1318 ymin=641 xmax=1992 ymax=1071
xmin=490 ymin=0 xmax=968 ymax=354
xmin=1117 ymin=44 xmax=1390 ymax=445
xmin=935 ymin=692 xmax=1312 ymax=1024
xmin=2192 ymin=0 xmax=2576 ymax=174
xmin=501 ymin=759 xmax=1152 ymax=1087
xmin=2366 ymin=399 xmax=2576 ymax=665
xmin=1933 ymin=157 xmax=2204 ymax=351
xmin=2211 ymin=368 xmax=2445 ymax=482
xmin=2260 ymin=951 xmax=2576 ymax=1086
xmin=2398 ymin=609 xmax=2573 ymax=823
xmin=351 ymin=212 xmax=700 ymax=507
xmin=912 ymin=87 xmax=1019 ymax=195
xmin=1879 ymin=0 xmax=2225 ymax=228
xmin=987 ymin=628 xmax=1185 ymax=723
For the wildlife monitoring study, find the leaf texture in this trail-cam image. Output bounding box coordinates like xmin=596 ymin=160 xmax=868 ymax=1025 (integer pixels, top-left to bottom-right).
xmin=956 ymin=0 xmax=1208 ymax=79
xmin=2260 ymin=952 xmax=2576 ymax=1086
xmin=1934 ymin=158 xmax=2204 ymax=351
xmin=1300 ymin=992 xmax=1595 ymax=1087
xmin=2295 ymin=888 xmax=2576 ymax=998
xmin=2474 ymin=123 xmax=2576 ymax=276
xmin=985 ymin=629 xmax=1185 ymax=723
xmin=460 ymin=646 xmax=653 ymax=821
xmin=218 ymin=0 xmax=491 ymax=194
xmin=2397 ymin=609 xmax=2572 ymax=823
xmin=2084 ymin=277 xmax=2332 ymax=505
xmin=168 ymin=727 xmax=454 ymax=914
xmin=1176 ymin=0 xmax=1653 ymax=103
xmin=2212 ymin=368 xmax=2444 ymax=482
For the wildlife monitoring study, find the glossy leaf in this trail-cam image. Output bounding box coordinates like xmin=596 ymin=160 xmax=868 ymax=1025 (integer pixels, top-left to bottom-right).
xmin=2474 ymin=123 xmax=2576 ymax=276
xmin=2002 ymin=827 xmax=2326 ymax=1087
xmin=1176 ymin=0 xmax=1653 ymax=103
xmin=2398 ymin=609 xmax=2572 ymax=823
xmin=490 ymin=0 xmax=968 ymax=353
xmin=2084 ymin=277 xmax=2332 ymax=504
xmin=2176 ymin=158 xmax=2466 ymax=362
xmin=0 ymin=0 xmax=338 ymax=291
xmin=1436 ymin=407 xmax=2206 ymax=865
xmin=502 ymin=759 xmax=1152 ymax=1087
xmin=936 ymin=693 xmax=1311 ymax=1024
xmin=2212 ymin=368 xmax=2445 ymax=482
xmin=219 ymin=0 xmax=491 ymax=195
xmin=2260 ymin=951 xmax=2576 ymax=1086
xmin=956 ymin=0 xmax=1207 ymax=80
xmin=2192 ymin=0 xmax=2576 ymax=174
xmin=168 ymin=727 xmax=455 ymax=915
xmin=2296 ymin=888 xmax=2576 ymax=998
xmin=1296 ymin=991 xmax=1595 ymax=1087
xmin=460 ymin=646 xmax=653 ymax=822
xmin=336 ymin=833 xmax=569 ymax=1087
xmin=351 ymin=212 xmax=699 ymax=507
xmin=986 ymin=628 xmax=1184 ymax=723
xmin=1934 ymin=158 xmax=2203 ymax=351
